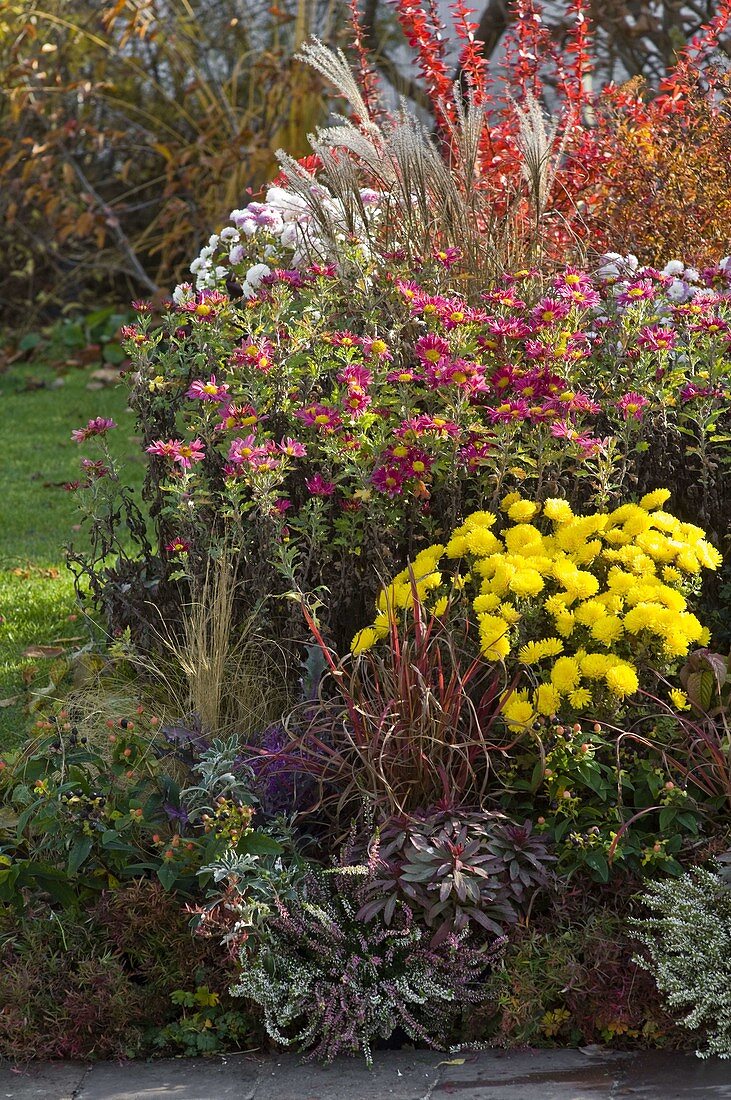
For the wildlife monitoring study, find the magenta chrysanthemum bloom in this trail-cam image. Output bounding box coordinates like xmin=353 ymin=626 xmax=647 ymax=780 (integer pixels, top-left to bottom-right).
xmin=618 ymin=392 xmax=650 ymax=420
xmin=71 ymin=417 xmax=117 ymax=443
xmin=186 ymin=375 xmax=230 ymax=402
xmin=295 ymin=404 xmax=342 ymax=432
xmin=636 ymin=324 xmax=677 ymax=351
xmin=372 ymin=464 xmax=405 ymax=496
xmin=279 ymin=437 xmax=307 ymax=458
xmin=306 ymin=473 xmax=335 ymax=496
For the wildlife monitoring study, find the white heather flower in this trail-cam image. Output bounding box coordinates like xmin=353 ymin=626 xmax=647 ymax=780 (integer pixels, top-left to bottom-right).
xmin=229 ymin=245 xmax=245 ymax=265
xmin=215 ymin=265 xmax=228 ymax=279
xmin=220 ymin=227 xmax=240 ymax=242
xmin=189 ymin=257 xmax=204 ymax=274
xmin=208 ymin=233 xmax=220 ymax=249
xmin=684 ymin=267 xmax=700 ymax=283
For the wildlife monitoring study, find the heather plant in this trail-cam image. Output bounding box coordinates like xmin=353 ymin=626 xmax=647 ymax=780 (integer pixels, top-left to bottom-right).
xmin=632 ymin=865 xmax=731 ymax=1058
xmin=228 ymin=862 xmax=504 ymax=1065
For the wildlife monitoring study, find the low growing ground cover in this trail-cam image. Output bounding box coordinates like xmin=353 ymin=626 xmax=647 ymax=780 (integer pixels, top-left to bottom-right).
xmin=2 ymin=0 xmax=731 ymax=1069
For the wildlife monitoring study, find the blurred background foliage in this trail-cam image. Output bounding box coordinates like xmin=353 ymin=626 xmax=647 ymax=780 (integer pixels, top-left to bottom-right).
xmin=0 ymin=0 xmax=729 ymax=326
xmin=0 ymin=0 xmax=346 ymax=325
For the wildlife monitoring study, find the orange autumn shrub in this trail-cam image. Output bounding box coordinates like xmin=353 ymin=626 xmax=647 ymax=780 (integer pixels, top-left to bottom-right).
xmin=595 ymin=72 xmax=731 ymax=267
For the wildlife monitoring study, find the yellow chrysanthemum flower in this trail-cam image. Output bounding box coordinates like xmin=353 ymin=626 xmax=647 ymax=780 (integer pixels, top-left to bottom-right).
xmin=533 ymin=683 xmax=562 ymax=717
xmin=473 ymin=592 xmax=501 ymax=613
xmin=604 ymin=662 xmax=639 ymax=698
xmin=581 ymin=653 xmax=611 ymax=679
xmin=351 ymin=627 xmax=379 ymax=655
xmin=502 ymin=691 xmax=536 ymax=732
xmin=591 ymin=616 xmax=624 ymax=646
xmin=669 ymin=688 xmax=690 ymax=711
xmin=479 ymin=614 xmax=511 ymax=661
xmin=509 ymin=568 xmax=545 ymax=598
xmin=551 ymin=656 xmax=581 ymax=694
xmin=543 ymin=498 xmax=574 ymax=524
xmin=500 ymin=492 xmax=522 ymax=512
xmin=569 ymin=687 xmax=593 ymax=709
xmin=508 ymin=499 xmax=539 ymax=523
xmin=640 ymin=488 xmax=671 ymax=511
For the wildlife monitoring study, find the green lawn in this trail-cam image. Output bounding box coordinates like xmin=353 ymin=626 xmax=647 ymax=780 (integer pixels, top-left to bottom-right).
xmin=0 ymin=361 xmax=142 ymax=748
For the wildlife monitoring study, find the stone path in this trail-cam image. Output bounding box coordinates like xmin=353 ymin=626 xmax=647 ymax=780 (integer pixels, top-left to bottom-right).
xmin=1 ymin=1048 xmax=730 ymax=1099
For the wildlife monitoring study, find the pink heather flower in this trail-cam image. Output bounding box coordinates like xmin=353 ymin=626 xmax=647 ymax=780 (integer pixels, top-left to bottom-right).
xmin=279 ymin=437 xmax=307 ymax=457
xmin=306 ymin=473 xmax=335 ymax=496
xmin=165 ymin=538 xmax=190 ymax=553
xmin=71 ymin=417 xmax=117 ymax=443
xmin=617 ymin=392 xmax=650 ymax=420
xmin=531 ymin=297 xmax=571 ymax=327
xmin=186 ymin=375 xmax=230 ymax=402
xmin=414 ymin=333 xmax=451 ymax=365
xmin=295 ymin=404 xmax=342 ymax=432
xmin=636 ymin=324 xmax=677 ymax=351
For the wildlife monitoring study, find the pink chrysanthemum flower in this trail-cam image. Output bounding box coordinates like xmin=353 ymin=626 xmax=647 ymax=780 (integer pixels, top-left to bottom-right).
xmin=71 ymin=417 xmax=117 ymax=443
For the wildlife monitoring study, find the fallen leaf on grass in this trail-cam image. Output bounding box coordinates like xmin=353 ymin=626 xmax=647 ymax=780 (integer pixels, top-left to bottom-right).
xmin=23 ymin=645 xmax=65 ymax=659
xmin=437 ymin=1059 xmax=466 ymax=1066
xmin=0 ymin=697 xmax=19 ymax=708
